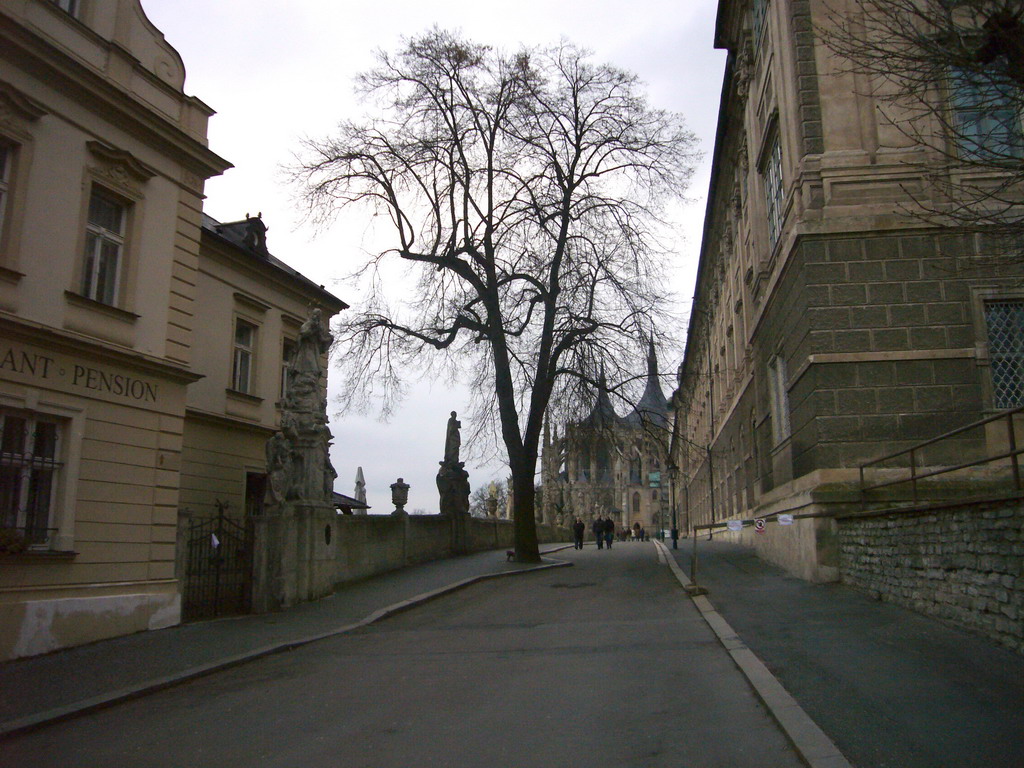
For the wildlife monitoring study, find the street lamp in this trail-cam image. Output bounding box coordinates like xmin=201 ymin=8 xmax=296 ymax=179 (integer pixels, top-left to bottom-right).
xmin=668 ymin=463 xmax=679 ymax=549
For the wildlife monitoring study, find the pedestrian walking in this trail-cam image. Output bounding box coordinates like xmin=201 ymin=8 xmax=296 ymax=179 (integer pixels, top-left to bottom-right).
xmin=592 ymin=517 xmax=605 ymax=549
xmin=604 ymin=516 xmax=615 ymax=549
xmin=572 ymin=517 xmax=585 ymax=549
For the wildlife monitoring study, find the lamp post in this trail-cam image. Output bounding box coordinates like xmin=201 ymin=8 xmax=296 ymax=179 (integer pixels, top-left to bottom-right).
xmin=668 ymin=463 xmax=679 ymax=549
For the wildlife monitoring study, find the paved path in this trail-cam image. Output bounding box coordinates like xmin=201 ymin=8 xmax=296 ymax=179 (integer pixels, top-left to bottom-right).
xmin=0 ymin=543 xmax=807 ymax=768
xmin=668 ymin=538 xmax=1024 ymax=768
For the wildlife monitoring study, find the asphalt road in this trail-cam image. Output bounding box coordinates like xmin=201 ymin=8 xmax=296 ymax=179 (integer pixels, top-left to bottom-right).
xmin=0 ymin=543 xmax=804 ymax=768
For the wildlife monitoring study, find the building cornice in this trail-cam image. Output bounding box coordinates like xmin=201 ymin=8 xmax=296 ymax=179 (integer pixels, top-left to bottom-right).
xmin=0 ymin=13 xmax=231 ymax=181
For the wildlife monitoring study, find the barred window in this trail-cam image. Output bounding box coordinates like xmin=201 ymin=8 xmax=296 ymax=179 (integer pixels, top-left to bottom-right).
xmin=0 ymin=409 xmax=62 ymax=548
xmin=950 ymin=68 xmax=1023 ymax=161
xmin=762 ymin=134 xmax=784 ymax=249
xmin=985 ymin=300 xmax=1024 ymax=409
xmin=752 ymin=0 xmax=769 ymax=45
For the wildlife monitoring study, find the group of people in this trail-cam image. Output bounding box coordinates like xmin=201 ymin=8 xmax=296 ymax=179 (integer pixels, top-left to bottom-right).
xmin=570 ymin=517 xmax=648 ymax=550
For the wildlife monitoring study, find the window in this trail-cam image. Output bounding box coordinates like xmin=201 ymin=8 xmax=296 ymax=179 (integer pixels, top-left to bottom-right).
xmin=81 ymin=189 xmax=126 ymax=306
xmin=761 ymin=134 xmax=784 ymax=249
xmin=629 ymin=455 xmax=642 ymax=485
xmin=1 ymin=409 xmax=62 ymax=548
xmin=767 ymin=355 xmax=791 ymax=445
xmin=752 ymin=0 xmax=769 ymax=44
xmin=950 ymin=67 xmax=1023 ymax=160
xmin=280 ymin=338 xmax=296 ymax=398
xmin=50 ymin=0 xmax=79 ymax=16
xmin=985 ymin=300 xmax=1024 ymax=409
xmin=0 ymin=144 xmax=10 ymax=241
xmin=232 ymin=319 xmax=258 ymax=394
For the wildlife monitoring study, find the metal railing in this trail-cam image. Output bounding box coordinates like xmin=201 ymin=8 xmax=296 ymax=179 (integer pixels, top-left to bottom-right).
xmin=858 ymin=405 xmax=1024 ymax=504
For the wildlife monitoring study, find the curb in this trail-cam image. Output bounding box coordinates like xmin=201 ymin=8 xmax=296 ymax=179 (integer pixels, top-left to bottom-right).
xmin=654 ymin=540 xmax=853 ymax=768
xmin=0 ymin=555 xmax=571 ymax=739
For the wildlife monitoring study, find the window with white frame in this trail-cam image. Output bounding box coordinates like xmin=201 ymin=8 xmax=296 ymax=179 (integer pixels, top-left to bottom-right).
xmin=81 ymin=188 xmax=126 ymax=306
xmin=767 ymin=354 xmax=791 ymax=445
xmin=232 ymin=319 xmax=258 ymax=394
xmin=0 ymin=408 xmax=62 ymax=548
xmin=761 ymin=133 xmax=784 ymax=249
xmin=984 ymin=299 xmax=1024 ymax=409
xmin=280 ymin=337 xmax=296 ymax=399
xmin=949 ymin=67 xmax=1023 ymax=161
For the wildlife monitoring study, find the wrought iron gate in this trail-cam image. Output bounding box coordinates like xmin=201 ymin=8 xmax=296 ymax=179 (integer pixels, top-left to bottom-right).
xmin=182 ymin=502 xmax=253 ymax=621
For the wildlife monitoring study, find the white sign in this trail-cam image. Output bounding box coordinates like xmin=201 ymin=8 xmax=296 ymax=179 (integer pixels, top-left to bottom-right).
xmin=778 ymin=514 xmax=794 ymax=526
xmin=726 ymin=520 xmax=743 ymax=532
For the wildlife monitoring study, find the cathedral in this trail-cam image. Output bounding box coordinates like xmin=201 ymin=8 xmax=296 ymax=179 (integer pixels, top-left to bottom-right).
xmin=541 ymin=342 xmax=671 ymax=533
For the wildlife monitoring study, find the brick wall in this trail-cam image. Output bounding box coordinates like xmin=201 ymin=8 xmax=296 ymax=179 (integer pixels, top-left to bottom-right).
xmin=838 ymin=500 xmax=1024 ymax=653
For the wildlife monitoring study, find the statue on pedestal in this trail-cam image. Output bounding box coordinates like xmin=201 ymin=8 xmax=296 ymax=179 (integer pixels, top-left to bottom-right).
xmin=436 ymin=411 xmax=470 ymax=516
xmin=264 ymin=308 xmax=336 ymax=507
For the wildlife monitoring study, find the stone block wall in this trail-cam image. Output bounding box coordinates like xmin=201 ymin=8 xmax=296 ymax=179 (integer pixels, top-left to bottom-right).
xmin=838 ymin=499 xmax=1024 ymax=653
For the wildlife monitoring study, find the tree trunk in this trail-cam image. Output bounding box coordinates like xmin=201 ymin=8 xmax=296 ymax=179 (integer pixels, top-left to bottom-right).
xmin=509 ymin=452 xmax=541 ymax=562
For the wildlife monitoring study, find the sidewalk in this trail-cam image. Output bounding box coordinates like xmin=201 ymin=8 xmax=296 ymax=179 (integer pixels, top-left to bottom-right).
xmin=665 ymin=538 xmax=1024 ymax=768
xmin=0 ymin=546 xmax=571 ymax=738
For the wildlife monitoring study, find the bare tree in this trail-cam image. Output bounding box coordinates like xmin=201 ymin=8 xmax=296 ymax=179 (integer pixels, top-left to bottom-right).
xmin=292 ymin=29 xmax=697 ymax=561
xmin=822 ymin=0 xmax=1024 ymax=264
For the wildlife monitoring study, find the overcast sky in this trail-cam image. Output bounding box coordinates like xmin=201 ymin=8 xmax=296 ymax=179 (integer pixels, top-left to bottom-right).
xmin=143 ymin=0 xmax=727 ymax=514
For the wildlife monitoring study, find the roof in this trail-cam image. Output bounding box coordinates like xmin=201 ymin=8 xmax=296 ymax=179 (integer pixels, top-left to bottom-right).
xmin=201 ymin=213 xmax=348 ymax=312
xmin=332 ymin=491 xmax=370 ymax=510
xmin=625 ymin=339 xmax=669 ymax=429
xmin=580 ymin=369 xmax=625 ymax=428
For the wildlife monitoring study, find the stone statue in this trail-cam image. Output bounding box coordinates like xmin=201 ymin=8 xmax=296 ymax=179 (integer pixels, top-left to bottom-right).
xmin=265 ymin=431 xmax=290 ymax=504
xmin=264 ymin=308 xmax=336 ymax=507
xmin=290 ymin=308 xmax=333 ymax=387
xmin=437 ymin=411 xmax=470 ymax=516
xmin=444 ymin=411 xmax=461 ymax=464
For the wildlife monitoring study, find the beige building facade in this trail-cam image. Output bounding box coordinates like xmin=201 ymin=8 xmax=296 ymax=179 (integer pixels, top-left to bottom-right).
xmin=0 ymin=0 xmax=345 ymax=658
xmin=672 ymin=0 xmax=1024 ymax=580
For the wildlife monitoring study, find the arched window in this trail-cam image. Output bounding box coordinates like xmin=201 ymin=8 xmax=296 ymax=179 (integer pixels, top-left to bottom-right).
xmin=629 ymin=455 xmax=642 ymax=485
xmin=632 ymin=492 xmax=641 ymax=514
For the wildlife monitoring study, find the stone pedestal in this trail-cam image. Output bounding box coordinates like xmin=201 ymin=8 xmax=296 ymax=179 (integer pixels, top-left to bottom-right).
xmin=252 ymin=502 xmax=337 ymax=612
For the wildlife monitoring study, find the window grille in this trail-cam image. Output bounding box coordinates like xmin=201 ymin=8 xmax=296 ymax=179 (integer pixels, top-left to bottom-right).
xmin=985 ymin=300 xmax=1024 ymax=409
xmin=0 ymin=409 xmax=61 ymax=547
xmin=752 ymin=0 xmax=769 ymax=45
xmin=762 ymin=136 xmax=784 ymax=249
xmin=949 ymin=67 xmax=1023 ymax=161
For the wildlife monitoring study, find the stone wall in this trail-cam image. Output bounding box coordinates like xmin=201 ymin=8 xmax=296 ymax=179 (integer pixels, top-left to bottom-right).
xmin=333 ymin=515 xmax=569 ymax=587
xmin=838 ymin=499 xmax=1024 ymax=653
